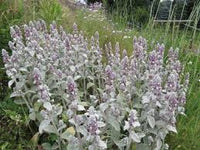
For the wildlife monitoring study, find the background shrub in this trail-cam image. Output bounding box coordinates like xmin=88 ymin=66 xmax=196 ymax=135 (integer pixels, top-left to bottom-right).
xmin=103 ymin=0 xmax=151 ymax=27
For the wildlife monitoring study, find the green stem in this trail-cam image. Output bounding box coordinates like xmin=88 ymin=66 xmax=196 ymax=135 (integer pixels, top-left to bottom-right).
xmin=52 ymin=120 xmax=62 ymax=150
xmin=22 ymin=95 xmax=31 ymax=110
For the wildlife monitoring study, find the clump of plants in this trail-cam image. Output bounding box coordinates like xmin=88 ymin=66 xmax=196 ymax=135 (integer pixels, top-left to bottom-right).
xmin=2 ymin=20 xmax=189 ymax=150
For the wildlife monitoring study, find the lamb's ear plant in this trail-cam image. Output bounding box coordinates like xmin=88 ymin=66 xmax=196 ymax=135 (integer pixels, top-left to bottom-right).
xmin=2 ymin=20 xmax=189 ymax=150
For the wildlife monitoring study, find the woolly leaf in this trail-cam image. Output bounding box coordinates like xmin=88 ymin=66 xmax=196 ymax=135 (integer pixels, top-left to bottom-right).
xmin=147 ymin=116 xmax=155 ymax=128
xmin=167 ymin=125 xmax=177 ymax=133
xmin=87 ymin=82 xmax=95 ymax=89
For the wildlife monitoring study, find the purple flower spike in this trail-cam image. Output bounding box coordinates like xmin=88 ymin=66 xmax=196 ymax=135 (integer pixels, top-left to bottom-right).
xmin=168 ymin=47 xmax=179 ymax=62
xmin=40 ymin=20 xmax=47 ymax=31
xmin=167 ymin=71 xmax=179 ymax=92
xmin=67 ymin=76 xmax=76 ymax=95
xmin=2 ymin=49 xmax=10 ymax=63
xmin=124 ymin=109 xmax=140 ymax=131
xmin=172 ymin=61 xmax=181 ymax=73
xmin=148 ymin=51 xmax=157 ymax=66
xmin=121 ymin=56 xmax=129 ymax=74
xmin=87 ymin=116 xmax=98 ymax=135
xmin=65 ymin=37 xmax=71 ymax=50
xmin=122 ymin=49 xmax=127 ymax=58
xmin=29 ymin=21 xmax=34 ymax=29
xmin=134 ymin=43 xmax=145 ymax=60
xmin=10 ymin=26 xmax=17 ymax=39
xmin=105 ymin=65 xmax=115 ymax=80
xmin=133 ymin=36 xmax=137 ymax=44
xmin=179 ymin=92 xmax=186 ymax=105
xmin=38 ymin=84 xmax=50 ymax=101
xmin=11 ymin=51 xmax=18 ymax=63
xmin=167 ymin=92 xmax=178 ymax=109
xmin=73 ymin=23 xmax=78 ymax=33
xmin=24 ymin=24 xmax=31 ymax=39
xmin=33 ymin=68 xmax=42 ymax=85
xmin=149 ymin=75 xmax=162 ymax=95
xmin=51 ymin=21 xmax=57 ymax=30
xmin=35 ymin=21 xmax=42 ymax=31
xmin=157 ymin=43 xmax=165 ymax=56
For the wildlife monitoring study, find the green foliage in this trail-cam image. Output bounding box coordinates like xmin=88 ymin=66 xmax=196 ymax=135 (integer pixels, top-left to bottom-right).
xmin=38 ymin=0 xmax=63 ymax=24
xmin=174 ymin=0 xmax=188 ymax=20
xmin=104 ymin=0 xmax=151 ymax=26
xmin=0 ymin=95 xmax=33 ymax=150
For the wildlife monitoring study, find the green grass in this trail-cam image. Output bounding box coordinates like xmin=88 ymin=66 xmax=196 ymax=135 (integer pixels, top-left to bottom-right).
xmin=38 ymin=0 xmax=63 ymax=24
xmin=0 ymin=0 xmax=200 ymax=149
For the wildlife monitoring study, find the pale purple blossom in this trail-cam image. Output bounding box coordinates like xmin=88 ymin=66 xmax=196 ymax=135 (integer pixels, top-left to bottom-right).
xmin=33 ymin=68 xmax=42 ymax=85
xmin=149 ymin=75 xmax=162 ymax=95
xmin=2 ymin=49 xmax=9 ymax=63
xmin=124 ymin=109 xmax=140 ymax=131
xmin=38 ymin=84 xmax=50 ymax=101
xmin=87 ymin=115 xmax=99 ymax=135
xmin=67 ymin=76 xmax=76 ymax=96
xmin=167 ymin=71 xmax=179 ymax=92
xmin=105 ymin=65 xmax=115 ymax=80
